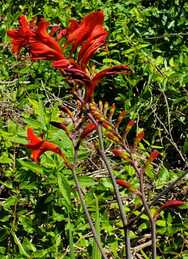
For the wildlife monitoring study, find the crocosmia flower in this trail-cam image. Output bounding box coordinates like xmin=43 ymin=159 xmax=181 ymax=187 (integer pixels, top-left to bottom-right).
xmin=7 ymin=16 xmax=65 ymax=61
xmin=26 ymin=128 xmax=63 ymax=163
xmin=7 ymin=16 xmax=34 ymax=54
xmin=7 ymin=11 xmax=130 ymax=102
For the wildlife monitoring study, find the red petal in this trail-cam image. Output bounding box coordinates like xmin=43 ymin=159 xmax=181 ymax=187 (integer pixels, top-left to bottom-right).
xmin=18 ymin=16 xmax=31 ymax=33
xmin=57 ymin=29 xmax=67 ymax=40
xmin=78 ymin=33 xmax=108 ymax=69
xmin=31 ymin=148 xmax=44 ymax=163
xmin=67 ymin=11 xmax=105 ymax=52
xmin=41 ymin=141 xmax=61 ymax=154
xmin=87 ymin=65 xmax=130 ymax=100
xmin=36 ymin=19 xmax=63 ymax=53
xmin=30 ymin=40 xmax=64 ymax=60
xmin=7 ymin=16 xmax=35 ymax=54
xmin=52 ymin=58 xmax=71 ymax=68
xmin=27 ymin=128 xmax=42 ymax=145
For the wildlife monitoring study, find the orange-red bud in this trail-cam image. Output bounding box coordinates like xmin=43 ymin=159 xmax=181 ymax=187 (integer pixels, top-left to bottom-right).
xmin=106 ymin=131 xmax=122 ymax=145
xmin=160 ymin=200 xmax=185 ymax=210
xmin=148 ymin=150 xmax=160 ymax=162
xmin=60 ymin=106 xmax=73 ymax=118
xmin=115 ymin=110 xmax=127 ymax=129
xmin=124 ymin=120 xmax=135 ymax=136
xmin=108 ymin=103 xmax=116 ymax=121
xmin=134 ymin=130 xmax=144 ymax=147
xmin=112 ymin=148 xmax=130 ymax=161
xmin=80 ymin=123 xmax=97 ymax=139
xmin=116 ymin=179 xmax=141 ymax=196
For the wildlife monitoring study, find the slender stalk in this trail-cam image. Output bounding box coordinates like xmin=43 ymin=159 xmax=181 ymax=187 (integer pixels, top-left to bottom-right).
xmin=150 ymin=169 xmax=188 ymax=206
xmin=96 ymin=123 xmax=132 ymax=259
xmin=128 ymin=168 xmax=188 ymax=226
xmin=72 ymin=147 xmax=108 ymax=259
xmin=139 ymin=171 xmax=156 ymax=259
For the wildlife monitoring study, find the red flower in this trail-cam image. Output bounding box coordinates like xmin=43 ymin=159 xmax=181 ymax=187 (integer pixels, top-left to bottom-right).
xmin=87 ymin=65 xmax=130 ymax=102
xmin=26 ymin=128 xmax=62 ymax=163
xmin=125 ymin=120 xmax=135 ymax=135
xmin=7 ymin=16 xmax=34 ymax=54
xmin=77 ymin=28 xmax=108 ymax=70
xmin=66 ymin=11 xmax=107 ymax=53
xmin=29 ymin=18 xmax=65 ymax=60
xmin=7 ymin=16 xmax=65 ymax=60
xmin=8 ymin=13 xmax=130 ymax=103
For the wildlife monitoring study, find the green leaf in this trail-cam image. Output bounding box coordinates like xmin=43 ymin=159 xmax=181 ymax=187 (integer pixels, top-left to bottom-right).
xmin=0 ymin=152 xmax=12 ymax=164
xmin=2 ymin=196 xmax=17 ymax=210
xmin=156 ymin=220 xmax=166 ymax=227
xmin=11 ymin=232 xmax=30 ymax=257
xmin=78 ymin=176 xmax=97 ymax=188
xmin=18 ymin=160 xmax=44 ymax=175
xmin=57 ymin=172 xmax=72 ymax=209
xmin=19 ymin=215 xmax=34 ymax=234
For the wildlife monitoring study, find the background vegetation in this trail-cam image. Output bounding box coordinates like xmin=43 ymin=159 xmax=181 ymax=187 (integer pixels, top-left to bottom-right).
xmin=0 ymin=0 xmax=187 ymax=258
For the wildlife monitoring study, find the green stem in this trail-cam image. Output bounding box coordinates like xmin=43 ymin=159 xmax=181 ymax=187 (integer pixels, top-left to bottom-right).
xmin=97 ymin=124 xmax=132 ymax=259
xmin=139 ymin=171 xmax=156 ymax=259
xmin=72 ymin=147 xmax=108 ymax=259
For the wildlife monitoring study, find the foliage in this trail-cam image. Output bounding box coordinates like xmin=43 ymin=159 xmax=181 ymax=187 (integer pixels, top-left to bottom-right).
xmin=0 ymin=0 xmax=187 ymax=258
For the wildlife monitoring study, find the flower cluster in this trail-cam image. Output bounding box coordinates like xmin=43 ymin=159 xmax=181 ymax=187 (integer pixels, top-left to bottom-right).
xmin=7 ymin=11 xmax=130 ymax=102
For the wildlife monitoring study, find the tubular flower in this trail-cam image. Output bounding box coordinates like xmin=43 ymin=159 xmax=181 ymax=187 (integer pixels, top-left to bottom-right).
xmin=154 ymin=199 xmax=185 ymax=220
xmin=78 ymin=30 xmax=108 ymax=69
xmin=66 ymin=11 xmax=107 ymax=54
xmin=7 ymin=16 xmax=65 ymax=60
xmin=26 ymin=128 xmax=63 ymax=163
xmin=8 ymin=12 xmax=130 ymax=103
xmin=7 ymin=16 xmax=35 ymax=54
xmin=29 ymin=18 xmax=65 ymax=60
xmin=114 ymin=110 xmax=127 ymax=129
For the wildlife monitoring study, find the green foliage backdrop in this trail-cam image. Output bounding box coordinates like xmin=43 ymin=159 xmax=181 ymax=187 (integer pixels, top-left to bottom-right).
xmin=0 ymin=0 xmax=187 ymax=258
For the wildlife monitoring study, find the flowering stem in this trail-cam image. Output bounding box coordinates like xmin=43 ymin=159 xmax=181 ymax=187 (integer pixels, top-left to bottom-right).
xmin=139 ymin=171 xmax=157 ymax=259
xmin=128 ymin=168 xmax=188 ymax=227
xmin=128 ymin=158 xmax=156 ymax=259
xmin=94 ymin=121 xmax=132 ymax=259
xmin=72 ymin=146 xmax=108 ymax=259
